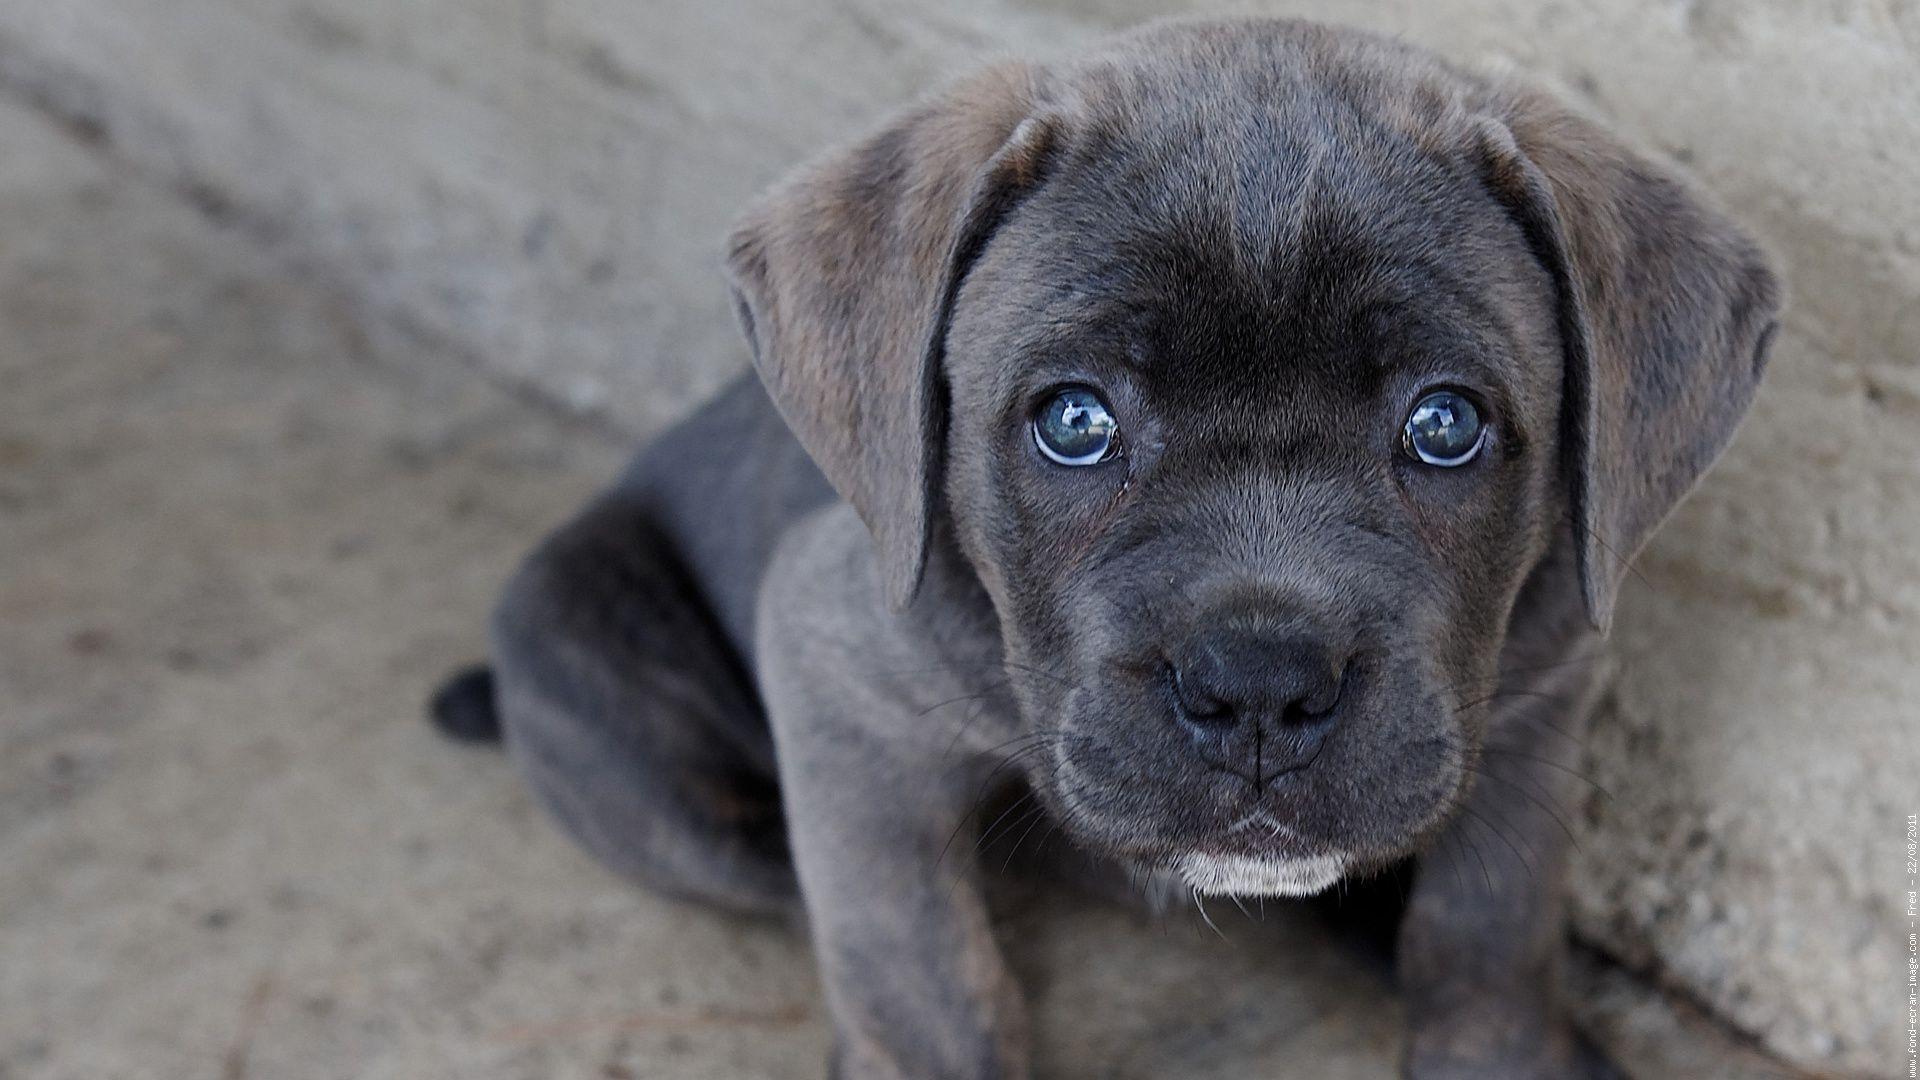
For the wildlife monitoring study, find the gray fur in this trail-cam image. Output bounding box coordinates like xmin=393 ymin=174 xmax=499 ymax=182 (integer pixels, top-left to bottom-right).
xmin=453 ymin=17 xmax=1779 ymax=1079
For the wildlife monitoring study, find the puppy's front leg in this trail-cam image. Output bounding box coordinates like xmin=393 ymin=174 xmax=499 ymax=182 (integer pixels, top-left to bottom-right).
xmin=778 ymin=722 xmax=1027 ymax=1080
xmin=759 ymin=512 xmax=1028 ymax=1080
xmin=1398 ymin=651 xmax=1620 ymax=1080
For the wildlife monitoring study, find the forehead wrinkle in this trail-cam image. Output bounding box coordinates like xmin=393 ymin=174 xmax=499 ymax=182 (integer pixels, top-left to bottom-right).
xmin=977 ymin=206 xmax=1519 ymax=417
xmin=1229 ymin=109 xmax=1331 ymax=289
xmin=1370 ymin=215 xmax=1544 ymax=399
xmin=1255 ymin=154 xmax=1533 ymax=385
xmin=956 ymin=85 xmax=1543 ymax=408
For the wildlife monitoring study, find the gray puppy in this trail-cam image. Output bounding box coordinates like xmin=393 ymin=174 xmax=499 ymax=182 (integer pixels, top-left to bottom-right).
xmin=432 ymin=18 xmax=1779 ymax=1080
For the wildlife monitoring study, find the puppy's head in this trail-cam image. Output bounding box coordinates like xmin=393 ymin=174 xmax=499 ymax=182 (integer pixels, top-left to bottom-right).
xmin=727 ymin=20 xmax=1780 ymax=894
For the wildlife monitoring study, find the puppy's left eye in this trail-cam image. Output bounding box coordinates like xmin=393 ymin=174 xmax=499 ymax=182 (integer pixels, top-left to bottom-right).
xmin=1033 ymin=386 xmax=1121 ymax=466
xmin=1402 ymin=390 xmax=1486 ymax=467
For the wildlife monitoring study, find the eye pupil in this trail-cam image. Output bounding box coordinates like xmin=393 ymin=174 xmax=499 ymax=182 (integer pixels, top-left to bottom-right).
xmin=1034 ymin=387 xmax=1119 ymax=466
xmin=1402 ymin=390 xmax=1485 ymax=467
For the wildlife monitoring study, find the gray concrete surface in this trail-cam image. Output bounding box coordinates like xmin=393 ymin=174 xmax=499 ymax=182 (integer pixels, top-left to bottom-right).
xmin=0 ymin=70 xmax=1812 ymax=1080
xmin=1 ymin=2 xmax=1915 ymax=1076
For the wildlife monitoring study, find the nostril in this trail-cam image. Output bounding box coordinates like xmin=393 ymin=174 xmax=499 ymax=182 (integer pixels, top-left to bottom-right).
xmin=1283 ymin=659 xmax=1348 ymax=726
xmin=1167 ymin=664 xmax=1234 ymax=726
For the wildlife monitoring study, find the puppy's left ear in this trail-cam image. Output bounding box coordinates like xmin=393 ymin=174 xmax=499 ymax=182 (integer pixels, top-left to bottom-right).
xmin=725 ymin=65 xmax=1058 ymax=613
xmin=1474 ymin=85 xmax=1784 ymax=632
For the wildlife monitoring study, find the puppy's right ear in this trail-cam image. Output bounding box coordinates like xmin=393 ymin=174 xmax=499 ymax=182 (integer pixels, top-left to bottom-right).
xmin=725 ymin=65 xmax=1057 ymax=613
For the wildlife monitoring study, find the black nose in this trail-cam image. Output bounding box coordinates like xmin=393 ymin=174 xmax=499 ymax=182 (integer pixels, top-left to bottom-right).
xmin=1168 ymin=627 xmax=1347 ymax=774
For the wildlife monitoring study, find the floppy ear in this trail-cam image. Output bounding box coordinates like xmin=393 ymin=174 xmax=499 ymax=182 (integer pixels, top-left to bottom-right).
xmin=724 ymin=65 xmax=1057 ymax=613
xmin=1474 ymin=86 xmax=1783 ymax=632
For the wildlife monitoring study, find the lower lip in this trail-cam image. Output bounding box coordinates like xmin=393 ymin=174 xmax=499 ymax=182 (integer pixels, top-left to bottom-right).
xmin=1173 ymin=851 xmax=1350 ymax=897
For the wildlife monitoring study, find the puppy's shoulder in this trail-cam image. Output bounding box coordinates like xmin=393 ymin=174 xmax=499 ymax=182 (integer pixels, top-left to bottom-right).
xmin=757 ymin=500 xmax=892 ymax=657
xmin=755 ymin=503 xmax=1007 ymax=742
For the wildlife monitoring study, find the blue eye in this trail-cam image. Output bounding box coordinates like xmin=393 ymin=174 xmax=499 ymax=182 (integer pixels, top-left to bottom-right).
xmin=1033 ymin=386 xmax=1120 ymax=466
xmin=1402 ymin=390 xmax=1486 ymax=467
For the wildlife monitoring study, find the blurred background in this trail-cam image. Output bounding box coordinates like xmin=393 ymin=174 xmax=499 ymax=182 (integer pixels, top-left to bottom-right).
xmin=0 ymin=2 xmax=1914 ymax=1077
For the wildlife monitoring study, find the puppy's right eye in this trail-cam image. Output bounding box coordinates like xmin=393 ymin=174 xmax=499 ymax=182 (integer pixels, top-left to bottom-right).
xmin=1402 ymin=389 xmax=1486 ymax=467
xmin=1033 ymin=386 xmax=1121 ymax=466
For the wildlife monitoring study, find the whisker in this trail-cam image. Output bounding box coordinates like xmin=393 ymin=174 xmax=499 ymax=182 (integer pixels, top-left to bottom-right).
xmin=1458 ymin=804 xmax=1537 ymax=885
xmin=870 ymin=658 xmax=1080 ymax=689
xmin=1568 ymin=511 xmax=1653 ymax=593
xmin=920 ymin=685 xmax=1001 ymax=719
xmin=936 ymin=752 xmax=1048 ymax=877
xmin=938 ymin=789 xmax=1030 ymax=874
xmin=1192 ymin=888 xmax=1226 ymax=941
xmin=1436 ymin=650 xmax=1608 ymax=699
xmin=1457 ymin=827 xmax=1494 ymax=896
xmin=976 ymin=792 xmax=1040 ymax=853
xmin=998 ymin=800 xmax=1053 ymax=872
xmin=1463 ymin=762 xmax=1585 ymax=852
xmin=1478 ymin=745 xmax=1614 ymax=800
xmin=940 ymin=692 xmax=1000 ymax=759
xmin=1441 ymin=830 xmax=1468 ymax=897
xmin=1449 ymin=691 xmax=1590 ymax=749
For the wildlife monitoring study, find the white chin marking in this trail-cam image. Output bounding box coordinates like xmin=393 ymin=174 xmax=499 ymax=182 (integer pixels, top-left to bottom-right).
xmin=1175 ymin=852 xmax=1348 ymax=897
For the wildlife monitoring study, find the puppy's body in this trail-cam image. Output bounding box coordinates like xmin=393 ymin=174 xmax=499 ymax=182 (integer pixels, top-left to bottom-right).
xmin=484 ymin=374 xmax=823 ymax=911
xmin=450 ymin=19 xmax=1778 ymax=1080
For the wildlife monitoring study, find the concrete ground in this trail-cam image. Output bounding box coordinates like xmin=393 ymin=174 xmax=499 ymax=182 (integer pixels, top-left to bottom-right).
xmin=5 ymin=3 xmax=1916 ymax=1071
xmin=0 ymin=89 xmax=1801 ymax=1080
